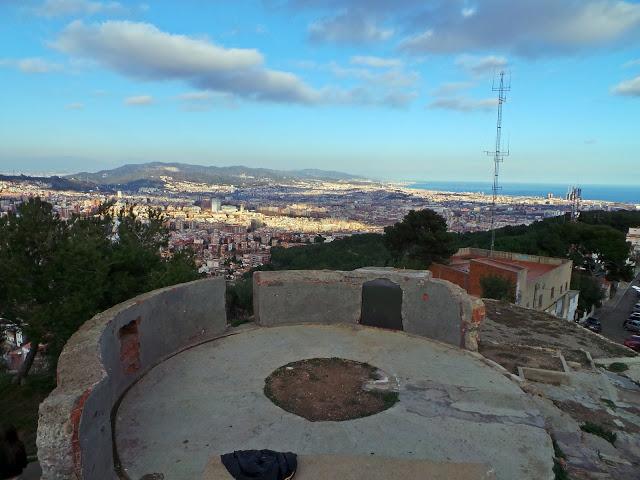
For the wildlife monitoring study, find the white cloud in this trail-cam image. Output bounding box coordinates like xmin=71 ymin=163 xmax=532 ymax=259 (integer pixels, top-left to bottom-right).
xmin=612 ymin=75 xmax=640 ymax=96
xmin=623 ymin=58 xmax=640 ymax=68
xmin=308 ymin=12 xmax=393 ymax=44
xmin=18 ymin=57 xmax=62 ymax=73
xmin=461 ymin=7 xmax=476 ymax=18
xmin=428 ymin=96 xmax=498 ymax=112
xmin=363 ymin=0 xmax=640 ymax=56
xmin=65 ymin=102 xmax=84 ymax=110
xmin=455 ymin=55 xmax=508 ymax=75
xmin=36 ymin=0 xmax=126 ymax=17
xmin=53 ymin=20 xmax=320 ymax=104
xmin=431 ymin=81 xmax=475 ymax=96
xmin=286 ymin=1 xmax=640 ymax=55
xmin=178 ymin=91 xmax=214 ymax=101
xmin=294 ymin=59 xmax=420 ymax=107
xmin=382 ymin=90 xmax=419 ymax=108
xmin=0 ymin=57 xmax=63 ymax=74
xmin=350 ymin=56 xmax=402 ymax=68
xmin=324 ymin=86 xmax=416 ymax=108
xmin=177 ymin=91 xmax=237 ymax=111
xmin=328 ymin=62 xmax=418 ymax=88
xmin=125 ymin=95 xmax=153 ymax=105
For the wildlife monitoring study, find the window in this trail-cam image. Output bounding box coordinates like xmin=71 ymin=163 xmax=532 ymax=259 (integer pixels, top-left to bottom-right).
xmin=539 ymin=295 xmax=543 ymax=308
xmin=551 ymin=287 xmax=555 ymax=299
xmin=560 ymin=285 xmax=563 ymax=294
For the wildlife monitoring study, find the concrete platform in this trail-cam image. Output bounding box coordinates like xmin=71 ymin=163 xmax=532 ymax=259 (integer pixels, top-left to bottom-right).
xmin=115 ymin=324 xmax=554 ymax=480
xmin=203 ymin=455 xmax=497 ymax=479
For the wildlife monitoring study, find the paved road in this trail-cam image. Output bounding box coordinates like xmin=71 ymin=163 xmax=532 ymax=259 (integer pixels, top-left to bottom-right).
xmin=597 ymin=273 xmax=640 ymax=344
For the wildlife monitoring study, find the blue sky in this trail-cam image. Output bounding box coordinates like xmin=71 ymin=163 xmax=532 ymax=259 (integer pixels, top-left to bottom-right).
xmin=0 ymin=0 xmax=639 ymax=185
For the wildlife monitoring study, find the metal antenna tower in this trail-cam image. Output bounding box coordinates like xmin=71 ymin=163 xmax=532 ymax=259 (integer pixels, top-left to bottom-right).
xmin=566 ymin=186 xmax=582 ymax=222
xmin=486 ymin=70 xmax=510 ymax=254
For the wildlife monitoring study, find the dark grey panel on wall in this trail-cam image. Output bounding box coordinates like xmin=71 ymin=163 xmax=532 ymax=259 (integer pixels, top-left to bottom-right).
xmin=360 ymin=278 xmax=403 ymax=331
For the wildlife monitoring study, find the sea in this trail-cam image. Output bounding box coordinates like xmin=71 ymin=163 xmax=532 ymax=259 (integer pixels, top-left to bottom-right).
xmin=409 ymin=181 xmax=640 ymax=205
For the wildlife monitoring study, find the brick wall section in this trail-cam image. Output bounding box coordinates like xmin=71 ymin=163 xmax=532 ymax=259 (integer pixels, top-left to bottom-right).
xmin=430 ymin=264 xmax=468 ymax=291
xmin=119 ymin=318 xmax=141 ymax=374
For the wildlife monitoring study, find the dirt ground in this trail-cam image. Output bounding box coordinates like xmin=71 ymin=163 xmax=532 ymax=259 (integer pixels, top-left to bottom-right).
xmin=481 ymin=300 xmax=635 ymax=359
xmin=552 ymin=399 xmax=640 ymax=435
xmin=264 ymin=357 xmax=398 ymax=422
xmin=479 ymin=344 xmax=564 ymax=374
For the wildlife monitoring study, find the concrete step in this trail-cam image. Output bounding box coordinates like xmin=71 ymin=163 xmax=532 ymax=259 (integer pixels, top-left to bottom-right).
xmin=202 ymin=454 xmax=496 ymax=480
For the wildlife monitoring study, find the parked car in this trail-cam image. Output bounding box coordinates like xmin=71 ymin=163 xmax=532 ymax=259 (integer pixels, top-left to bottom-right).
xmin=624 ymin=337 xmax=640 ymax=352
xmin=583 ymin=317 xmax=602 ymax=333
xmin=625 ymin=320 xmax=640 ymax=333
xmin=625 ymin=318 xmax=640 ymax=329
xmin=633 ymin=285 xmax=640 ymax=294
xmin=628 ymin=313 xmax=640 ymax=322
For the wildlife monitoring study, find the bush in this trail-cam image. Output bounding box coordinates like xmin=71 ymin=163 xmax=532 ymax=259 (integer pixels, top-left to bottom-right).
xmin=480 ymin=275 xmax=516 ymax=302
xmin=608 ymin=362 xmax=629 ymax=373
xmin=580 ymin=422 xmax=617 ymax=445
xmin=226 ymin=277 xmax=253 ymax=325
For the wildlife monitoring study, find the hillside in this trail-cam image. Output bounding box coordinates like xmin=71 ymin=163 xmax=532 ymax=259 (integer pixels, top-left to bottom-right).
xmin=65 ymin=162 xmax=364 ymax=187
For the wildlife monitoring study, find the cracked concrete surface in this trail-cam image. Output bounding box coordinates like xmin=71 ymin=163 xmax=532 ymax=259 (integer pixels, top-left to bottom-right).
xmin=115 ymin=324 xmax=553 ymax=480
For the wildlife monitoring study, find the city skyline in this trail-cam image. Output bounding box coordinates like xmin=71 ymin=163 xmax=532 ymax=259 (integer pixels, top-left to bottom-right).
xmin=1 ymin=0 xmax=639 ymax=185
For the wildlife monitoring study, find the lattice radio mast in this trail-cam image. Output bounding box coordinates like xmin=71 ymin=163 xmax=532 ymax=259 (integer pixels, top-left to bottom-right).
xmin=566 ymin=186 xmax=582 ymax=222
xmin=486 ymin=70 xmax=510 ymax=254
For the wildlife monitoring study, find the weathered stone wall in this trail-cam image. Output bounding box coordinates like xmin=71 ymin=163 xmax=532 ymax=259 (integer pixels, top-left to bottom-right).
xmin=253 ymin=268 xmax=485 ymax=351
xmin=37 ymin=277 xmax=227 ymax=480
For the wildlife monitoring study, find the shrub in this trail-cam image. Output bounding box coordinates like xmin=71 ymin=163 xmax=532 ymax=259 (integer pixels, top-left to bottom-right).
xmin=580 ymin=422 xmax=617 ymax=445
xmin=480 ymin=275 xmax=516 ymax=302
xmin=607 ymin=362 xmax=629 ymax=373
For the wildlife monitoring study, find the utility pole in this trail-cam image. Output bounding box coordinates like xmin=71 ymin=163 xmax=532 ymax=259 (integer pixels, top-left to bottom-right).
xmin=486 ymin=70 xmax=510 ymax=254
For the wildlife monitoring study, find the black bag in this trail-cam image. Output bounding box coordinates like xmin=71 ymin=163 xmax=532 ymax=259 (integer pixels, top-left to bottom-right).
xmin=221 ymin=449 xmax=297 ymax=480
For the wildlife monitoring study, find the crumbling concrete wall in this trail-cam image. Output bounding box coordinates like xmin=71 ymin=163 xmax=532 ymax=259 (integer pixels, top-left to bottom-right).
xmin=253 ymin=268 xmax=484 ymax=351
xmin=37 ymin=277 xmax=227 ymax=480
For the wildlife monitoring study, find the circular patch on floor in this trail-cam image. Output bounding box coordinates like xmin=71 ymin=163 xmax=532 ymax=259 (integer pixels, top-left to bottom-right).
xmin=264 ymin=357 xmax=399 ymax=421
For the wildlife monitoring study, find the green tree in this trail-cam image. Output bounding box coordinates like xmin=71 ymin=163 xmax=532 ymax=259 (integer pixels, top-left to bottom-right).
xmin=384 ymin=209 xmax=457 ymax=269
xmin=269 ymin=233 xmax=392 ymax=271
xmin=0 ymin=198 xmax=67 ymax=382
xmin=480 ymin=275 xmax=516 ymax=301
xmin=571 ymin=271 xmax=605 ymax=313
xmin=456 ymin=216 xmax=633 ymax=282
xmin=0 ymin=198 xmax=199 ymax=383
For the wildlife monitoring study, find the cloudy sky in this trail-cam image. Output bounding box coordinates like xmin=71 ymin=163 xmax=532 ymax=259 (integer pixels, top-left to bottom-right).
xmin=0 ymin=0 xmax=639 ymax=184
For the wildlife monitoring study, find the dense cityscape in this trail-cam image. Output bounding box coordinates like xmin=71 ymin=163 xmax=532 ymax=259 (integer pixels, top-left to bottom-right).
xmin=2 ymin=0 xmax=640 ymax=478
xmin=1 ymin=170 xmax=635 ymax=280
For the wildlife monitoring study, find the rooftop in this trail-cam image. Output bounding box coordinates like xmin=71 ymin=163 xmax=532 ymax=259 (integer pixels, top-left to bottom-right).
xmin=115 ymin=324 xmax=551 ymax=480
xmin=449 ymin=254 xmax=560 ymax=281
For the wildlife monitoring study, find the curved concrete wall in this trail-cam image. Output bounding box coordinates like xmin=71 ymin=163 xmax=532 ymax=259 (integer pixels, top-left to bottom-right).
xmin=253 ymin=268 xmax=485 ymax=351
xmin=37 ymin=277 xmax=227 ymax=480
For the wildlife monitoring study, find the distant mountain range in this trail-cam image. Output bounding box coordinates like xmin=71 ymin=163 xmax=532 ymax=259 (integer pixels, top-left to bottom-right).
xmin=1 ymin=162 xmax=366 ymax=192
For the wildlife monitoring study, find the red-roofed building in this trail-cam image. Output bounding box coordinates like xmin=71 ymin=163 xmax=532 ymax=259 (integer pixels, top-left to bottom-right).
xmin=431 ymin=248 xmax=579 ymax=320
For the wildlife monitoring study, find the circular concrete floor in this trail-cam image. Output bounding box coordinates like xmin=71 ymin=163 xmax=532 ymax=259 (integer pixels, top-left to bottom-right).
xmin=115 ymin=324 xmax=553 ymax=480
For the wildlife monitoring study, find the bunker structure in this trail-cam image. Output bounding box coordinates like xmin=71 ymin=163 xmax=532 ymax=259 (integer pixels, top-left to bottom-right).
xmin=37 ymin=269 xmax=555 ymax=480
